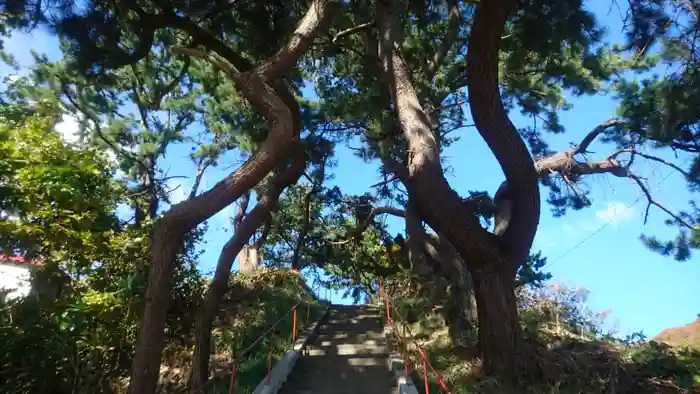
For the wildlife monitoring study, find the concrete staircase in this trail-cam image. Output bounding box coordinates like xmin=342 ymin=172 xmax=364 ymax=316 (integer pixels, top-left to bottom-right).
xmin=279 ymin=304 xmax=396 ymax=394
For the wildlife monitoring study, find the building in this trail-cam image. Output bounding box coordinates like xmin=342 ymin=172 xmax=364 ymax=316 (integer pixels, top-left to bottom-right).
xmin=0 ymin=254 xmax=34 ymax=299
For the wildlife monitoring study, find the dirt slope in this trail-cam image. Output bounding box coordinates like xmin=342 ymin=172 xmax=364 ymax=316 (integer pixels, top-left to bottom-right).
xmin=654 ymin=317 xmax=700 ymax=349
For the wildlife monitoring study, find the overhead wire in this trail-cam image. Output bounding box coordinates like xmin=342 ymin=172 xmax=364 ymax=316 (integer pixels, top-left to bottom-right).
xmin=546 ymin=170 xmax=676 ymax=269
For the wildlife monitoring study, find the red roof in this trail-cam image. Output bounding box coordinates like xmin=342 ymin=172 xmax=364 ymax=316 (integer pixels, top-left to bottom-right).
xmin=0 ymin=254 xmax=41 ymax=266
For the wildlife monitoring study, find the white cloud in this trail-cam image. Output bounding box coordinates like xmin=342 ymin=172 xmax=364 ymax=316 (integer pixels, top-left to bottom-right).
xmin=104 ymin=150 xmax=118 ymax=165
xmin=595 ymin=202 xmax=633 ymax=225
xmin=54 ymin=114 xmax=81 ymax=144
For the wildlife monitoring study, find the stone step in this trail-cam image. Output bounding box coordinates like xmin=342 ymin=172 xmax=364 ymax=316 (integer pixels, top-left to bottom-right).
xmin=278 ymin=306 xmax=395 ymax=394
xmin=283 ymin=380 xmax=394 ymax=393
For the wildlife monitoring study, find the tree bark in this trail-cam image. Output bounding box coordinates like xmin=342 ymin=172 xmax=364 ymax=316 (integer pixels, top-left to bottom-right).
xmin=237 ymin=244 xmax=259 ymax=274
xmin=471 ymin=265 xmax=523 ymax=379
xmin=290 ymin=187 xmax=314 ymax=271
xmin=375 ymin=0 xmax=537 ymax=380
xmin=464 ymin=0 xmax=540 ymax=377
xmin=126 ymin=2 xmax=332 ymax=392
xmin=234 ymin=193 xmax=258 ymax=274
xmin=188 ymin=149 xmax=305 ymax=389
xmin=407 ymin=210 xmax=478 ymax=340
xmin=404 ymin=204 xmax=431 ymax=275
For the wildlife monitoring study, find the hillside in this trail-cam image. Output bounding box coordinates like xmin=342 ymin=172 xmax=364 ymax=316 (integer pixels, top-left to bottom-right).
xmin=655 ymin=317 xmax=700 ymax=350
xmin=151 ymin=269 xmax=327 ymax=393
xmin=378 ymin=278 xmax=700 ymax=394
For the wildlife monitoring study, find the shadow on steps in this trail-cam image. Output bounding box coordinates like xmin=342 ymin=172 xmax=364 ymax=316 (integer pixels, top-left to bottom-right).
xmin=280 ymin=305 xmax=396 ymax=394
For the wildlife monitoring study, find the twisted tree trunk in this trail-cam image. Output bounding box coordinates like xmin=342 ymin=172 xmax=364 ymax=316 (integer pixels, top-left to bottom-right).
xmin=188 ymin=150 xmax=306 ymax=389
xmin=127 ymin=2 xmax=332 ymax=392
xmin=406 ymin=207 xmax=477 ymax=343
xmin=471 ymin=265 xmax=522 ymax=377
xmin=375 ymin=0 xmax=538 ymax=380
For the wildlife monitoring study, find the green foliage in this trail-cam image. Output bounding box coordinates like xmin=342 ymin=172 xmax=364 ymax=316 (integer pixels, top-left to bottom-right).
xmin=163 ymin=270 xmax=327 ymax=393
xmin=0 ymin=107 xmax=205 ymax=393
xmin=0 ymin=108 xmax=120 ymax=263
xmin=519 ymin=284 xmax=613 ymax=342
xmin=390 ymin=275 xmax=700 ymax=393
xmin=0 ymin=270 xmax=141 ymax=394
xmin=627 ymin=341 xmax=700 ymax=390
xmin=516 ymin=251 xmax=552 ymax=289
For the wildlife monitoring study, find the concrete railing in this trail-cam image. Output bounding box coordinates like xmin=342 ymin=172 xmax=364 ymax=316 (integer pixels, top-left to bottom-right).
xmin=251 ymin=306 xmax=330 ymax=394
xmin=383 ymin=326 xmax=420 ymax=394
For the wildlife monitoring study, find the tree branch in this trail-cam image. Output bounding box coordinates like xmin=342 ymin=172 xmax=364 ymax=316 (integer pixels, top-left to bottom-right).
xmin=467 ymin=0 xmax=539 ymax=266
xmin=291 ymin=187 xmax=315 ymax=270
xmin=332 ymin=21 xmax=374 ymax=43
xmin=370 ymin=174 xmax=400 ymax=188
xmin=254 ymin=218 xmax=272 ymax=249
xmin=628 ymin=173 xmax=696 ymax=229
xmin=233 ymin=191 xmax=251 ymax=231
xmin=536 ymin=123 xmax=696 ymax=231
xmin=609 ymin=148 xmax=691 ymax=179
xmin=355 ymin=206 xmax=406 ymax=235
xmin=535 ymin=152 xmax=628 ymax=178
xmin=328 ymin=206 xmax=406 ymax=245
xmin=188 ymin=157 xmax=210 ymax=200
xmin=255 ymin=0 xmax=334 ymax=79
xmin=534 ymin=120 xmax=632 ymax=178
xmin=426 ymin=0 xmax=461 ymax=80
xmin=573 ymin=118 xmax=623 ymax=154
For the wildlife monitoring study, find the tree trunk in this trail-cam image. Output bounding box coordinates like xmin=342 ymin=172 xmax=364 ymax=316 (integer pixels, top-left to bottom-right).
xmin=471 ymin=266 xmax=522 ymax=379
xmin=188 ymin=152 xmax=305 ymax=389
xmin=237 ymin=244 xmax=259 ymax=274
xmin=125 ymin=1 xmax=332 ymax=390
xmin=291 ymin=188 xmax=314 ymax=270
xmin=374 ymin=0 xmax=537 ymax=380
xmin=128 ymin=228 xmax=183 ymax=394
xmin=404 ymin=204 xmax=431 ymax=275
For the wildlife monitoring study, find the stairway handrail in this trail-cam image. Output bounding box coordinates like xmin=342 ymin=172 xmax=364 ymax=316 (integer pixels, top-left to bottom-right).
xmin=198 ymin=276 xmax=327 ymax=394
xmin=237 ymin=302 xmax=300 ymax=359
xmin=379 ymin=278 xmax=453 ymax=394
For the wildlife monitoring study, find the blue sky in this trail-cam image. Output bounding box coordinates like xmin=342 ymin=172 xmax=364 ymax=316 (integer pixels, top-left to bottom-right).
xmin=1 ymin=3 xmax=698 ymax=338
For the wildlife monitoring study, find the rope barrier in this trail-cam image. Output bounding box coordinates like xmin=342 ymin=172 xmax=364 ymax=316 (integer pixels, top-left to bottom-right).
xmin=379 ymin=278 xmax=453 ymax=394
xmin=196 ymin=281 xmax=330 ymax=394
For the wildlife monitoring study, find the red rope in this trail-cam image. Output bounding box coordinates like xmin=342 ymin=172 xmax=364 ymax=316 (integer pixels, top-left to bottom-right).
xmin=211 ymin=301 xmax=304 ymax=394
xmin=227 ymin=359 xmax=237 ymax=394
xmin=292 ymin=307 xmax=298 ymax=343
xmin=380 ymin=278 xmax=453 ymax=394
xmin=423 ymin=356 xmax=430 ymax=394
xmin=266 ymin=326 xmax=275 ymax=385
